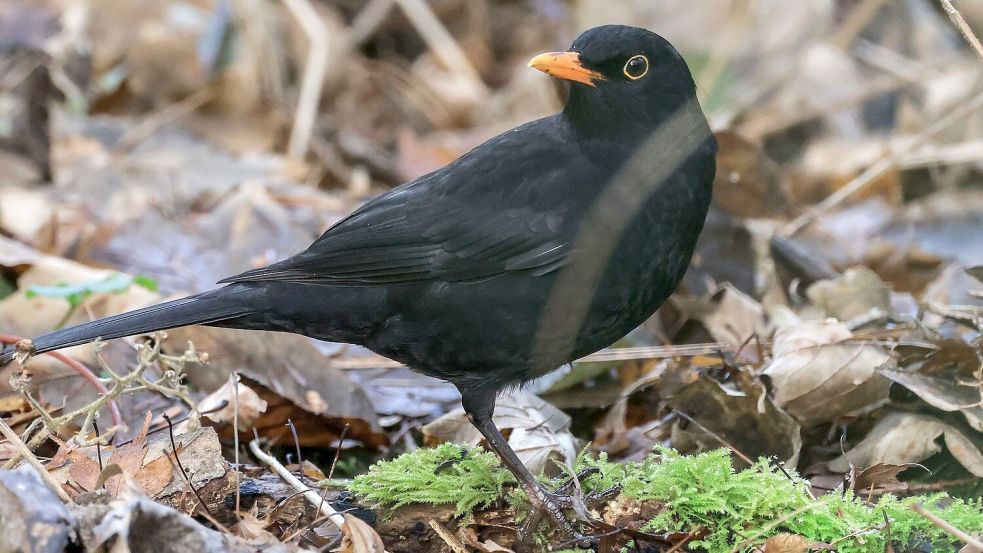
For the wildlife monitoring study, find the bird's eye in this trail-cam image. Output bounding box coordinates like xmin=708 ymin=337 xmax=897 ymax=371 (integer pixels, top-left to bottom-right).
xmin=623 ymin=55 xmax=649 ymax=80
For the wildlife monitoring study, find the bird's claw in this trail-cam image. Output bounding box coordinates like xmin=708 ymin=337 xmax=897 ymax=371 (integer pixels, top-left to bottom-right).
xmin=516 ymin=467 xmax=623 ymax=547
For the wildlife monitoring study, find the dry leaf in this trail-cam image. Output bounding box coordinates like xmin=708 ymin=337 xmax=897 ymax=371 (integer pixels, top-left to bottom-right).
xmin=423 ymin=392 xmax=577 ymax=475
xmin=763 ymin=320 xmax=893 ymax=427
xmin=763 ymin=533 xmax=814 ymax=553
xmin=850 ymin=463 xmax=921 ymax=494
xmin=167 ymin=326 xmax=386 ymax=449
xmin=829 ymin=412 xmax=983 ymax=477
xmin=134 ymin=451 xmax=178 ymax=498
xmin=665 ymin=375 xmax=801 ymax=466
xmin=676 ymin=283 xmax=767 ymax=347
xmin=199 ymin=378 xmax=268 ymax=427
xmin=806 ymin=267 xmax=892 ymax=321
xmin=104 ymin=411 xmax=152 ymax=496
xmin=338 ymin=514 xmax=385 ymax=553
xmin=713 ymin=131 xmax=791 ymax=218
xmin=880 ymin=368 xmax=983 ymax=431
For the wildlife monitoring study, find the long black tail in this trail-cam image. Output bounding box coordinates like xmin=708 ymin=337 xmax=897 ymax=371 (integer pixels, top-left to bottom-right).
xmin=1 ymin=285 xmax=258 ymax=366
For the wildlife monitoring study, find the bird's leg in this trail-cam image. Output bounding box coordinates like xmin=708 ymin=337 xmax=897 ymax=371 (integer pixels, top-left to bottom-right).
xmin=459 ymin=387 xmax=589 ymax=544
xmin=468 ymin=412 xmax=590 ymax=545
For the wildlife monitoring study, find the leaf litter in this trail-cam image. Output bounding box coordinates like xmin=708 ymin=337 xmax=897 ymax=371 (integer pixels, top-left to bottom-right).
xmin=0 ymin=0 xmax=982 ymax=551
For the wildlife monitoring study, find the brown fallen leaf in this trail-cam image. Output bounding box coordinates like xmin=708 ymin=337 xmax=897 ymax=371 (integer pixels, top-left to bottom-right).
xmin=665 ymin=374 xmax=801 ymax=466
xmin=199 ymin=377 xmax=268 ymax=428
xmin=880 ymin=368 xmax=983 ymax=432
xmin=763 ymin=319 xmax=893 ymax=427
xmin=167 ymin=326 xmax=387 ymax=449
xmin=103 ymin=411 xmax=153 ymax=496
xmin=850 ymin=463 xmax=923 ymax=494
xmin=338 ymin=514 xmax=385 ymax=553
xmin=712 ymin=130 xmax=791 ymax=219
xmin=674 ymin=283 xmax=767 ymax=347
xmin=763 ymin=533 xmax=820 ymax=553
xmin=133 ymin=451 xmax=177 ymax=498
xmin=806 ymin=267 xmax=892 ymax=322
xmin=829 ymin=412 xmax=983 ymax=477
xmin=66 ymin=447 xmax=101 ymax=495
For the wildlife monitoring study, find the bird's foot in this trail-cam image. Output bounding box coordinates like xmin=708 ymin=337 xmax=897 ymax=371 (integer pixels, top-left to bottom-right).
xmin=516 ymin=467 xmax=623 ymax=546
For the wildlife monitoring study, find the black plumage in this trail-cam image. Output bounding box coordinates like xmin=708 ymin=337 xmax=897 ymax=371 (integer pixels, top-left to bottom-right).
xmin=2 ymin=25 xmax=716 ymax=541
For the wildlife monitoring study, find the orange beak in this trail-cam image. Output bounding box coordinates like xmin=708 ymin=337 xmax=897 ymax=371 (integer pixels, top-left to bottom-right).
xmin=528 ymin=52 xmax=604 ymax=87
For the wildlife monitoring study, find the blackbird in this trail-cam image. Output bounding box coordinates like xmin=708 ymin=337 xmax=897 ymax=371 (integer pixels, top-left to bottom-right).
xmin=2 ymin=25 xmax=715 ymax=540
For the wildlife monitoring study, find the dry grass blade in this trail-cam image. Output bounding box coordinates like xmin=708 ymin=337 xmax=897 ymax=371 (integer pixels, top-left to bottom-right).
xmin=911 ymin=503 xmax=983 ymax=552
xmin=0 ymin=416 xmax=73 ymax=503
xmin=937 ymin=0 xmax=983 ymax=59
xmin=393 ymin=0 xmax=488 ymax=94
xmin=784 ymin=89 xmax=983 ymax=236
xmin=282 ymin=0 xmax=330 ymax=160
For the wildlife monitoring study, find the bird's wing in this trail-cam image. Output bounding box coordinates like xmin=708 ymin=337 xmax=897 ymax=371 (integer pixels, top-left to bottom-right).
xmin=222 ymin=119 xmax=588 ymax=286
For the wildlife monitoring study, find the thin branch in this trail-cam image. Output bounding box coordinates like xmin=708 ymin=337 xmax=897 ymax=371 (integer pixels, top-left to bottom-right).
xmin=249 ymin=438 xmax=346 ymax=530
xmin=112 ymin=87 xmax=216 ymax=153
xmin=937 ymin=0 xmax=983 ymax=60
xmin=0 ymin=416 xmax=73 ymax=503
xmin=428 ymin=519 xmax=469 ymax=553
xmin=783 ymin=89 xmax=983 ymax=236
xmin=672 ymin=410 xmax=754 ymax=466
xmin=911 ymin=503 xmax=983 ymax=551
xmin=0 ymin=333 xmax=122 ymax=428
xmin=393 ymin=0 xmax=488 ymax=94
xmin=282 ymin=0 xmax=329 ymax=160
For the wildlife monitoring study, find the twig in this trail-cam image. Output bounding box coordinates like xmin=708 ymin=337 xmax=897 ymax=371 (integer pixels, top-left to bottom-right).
xmin=231 ymin=372 xmax=241 ymax=519
xmin=348 ymin=0 xmax=395 ymax=47
xmin=0 ymin=333 xmax=123 ymax=428
xmin=93 ymin=419 xmax=103 ymax=472
xmin=0 ymin=416 xmax=73 ymax=503
xmin=393 ymin=0 xmax=488 ymax=94
xmin=911 ymin=503 xmax=983 ymax=551
xmin=783 ymin=89 xmax=983 ymax=236
xmin=937 ymin=0 xmax=983 ymax=60
xmin=282 ymin=0 xmax=329 ymax=160
xmin=4 ymin=339 xmax=198 ymax=470
xmin=831 ymin=0 xmax=891 ymax=49
xmin=286 ymin=418 xmax=303 ymax=470
xmin=326 ymin=423 xmax=350 ymax=481
xmin=672 ymin=410 xmax=755 ymax=466
xmin=249 ymin=437 xmax=346 ymax=530
xmin=162 ymin=414 xmax=229 ymax=532
xmin=112 ymin=87 xmax=215 ymax=152
xmin=664 ymin=528 xmax=700 ymax=553
xmin=428 ymin=520 xmax=469 ymax=553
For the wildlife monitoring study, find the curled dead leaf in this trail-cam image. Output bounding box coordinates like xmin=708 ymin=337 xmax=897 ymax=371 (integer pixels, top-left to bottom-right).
xmin=829 ymin=412 xmax=983 ymax=477
xmin=763 ymin=320 xmax=893 ymax=427
xmin=338 ymin=513 xmax=385 ymax=553
xmin=199 ymin=378 xmax=268 ymax=427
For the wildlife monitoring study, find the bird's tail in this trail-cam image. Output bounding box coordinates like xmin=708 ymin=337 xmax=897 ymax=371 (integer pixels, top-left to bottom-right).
xmin=0 ymin=285 xmax=257 ymax=366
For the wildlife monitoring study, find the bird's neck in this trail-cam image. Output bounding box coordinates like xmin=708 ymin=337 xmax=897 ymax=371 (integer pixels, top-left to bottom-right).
xmin=562 ymin=94 xmax=713 ymax=169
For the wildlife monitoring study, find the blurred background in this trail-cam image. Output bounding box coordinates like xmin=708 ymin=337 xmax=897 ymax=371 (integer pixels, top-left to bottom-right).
xmin=0 ymin=0 xmax=982 ymax=547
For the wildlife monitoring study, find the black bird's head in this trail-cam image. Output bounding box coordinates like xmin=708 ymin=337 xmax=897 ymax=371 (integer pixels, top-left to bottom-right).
xmin=529 ymin=25 xmax=702 ymax=139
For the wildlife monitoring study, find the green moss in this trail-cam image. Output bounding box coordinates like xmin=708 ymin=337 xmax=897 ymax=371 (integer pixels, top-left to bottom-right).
xmin=348 ymin=445 xmax=983 ymax=551
xmin=348 ymin=443 xmax=514 ymax=515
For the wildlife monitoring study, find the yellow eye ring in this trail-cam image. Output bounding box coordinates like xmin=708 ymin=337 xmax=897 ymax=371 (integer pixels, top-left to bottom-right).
xmin=623 ymin=55 xmax=649 ymax=80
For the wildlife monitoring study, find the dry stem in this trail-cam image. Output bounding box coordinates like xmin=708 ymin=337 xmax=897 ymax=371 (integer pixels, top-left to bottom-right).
xmin=249 ymin=437 xmax=347 ymax=531
xmin=0 ymin=416 xmax=73 ymax=503
xmin=3 ymin=337 xmax=201 ymax=469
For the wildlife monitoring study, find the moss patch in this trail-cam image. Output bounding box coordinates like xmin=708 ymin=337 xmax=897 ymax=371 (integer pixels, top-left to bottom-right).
xmin=348 ymin=445 xmax=983 ymax=552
